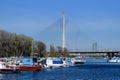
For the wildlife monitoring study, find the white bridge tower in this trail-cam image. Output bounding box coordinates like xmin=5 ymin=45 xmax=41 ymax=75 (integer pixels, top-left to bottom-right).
xmin=62 ymin=14 xmax=66 ymax=52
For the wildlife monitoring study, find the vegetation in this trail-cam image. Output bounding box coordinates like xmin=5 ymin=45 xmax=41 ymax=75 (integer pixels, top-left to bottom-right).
xmin=0 ymin=30 xmax=70 ymax=58
xmin=0 ymin=30 xmax=46 ymax=57
xmin=33 ymin=41 xmax=47 ymax=57
xmin=49 ymin=45 xmax=70 ymax=57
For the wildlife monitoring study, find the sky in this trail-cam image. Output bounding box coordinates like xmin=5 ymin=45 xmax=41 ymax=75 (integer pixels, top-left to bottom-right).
xmin=0 ymin=0 xmax=120 ymax=51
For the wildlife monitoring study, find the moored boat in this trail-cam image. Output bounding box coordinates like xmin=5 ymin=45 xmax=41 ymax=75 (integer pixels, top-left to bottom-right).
xmin=43 ymin=57 xmax=65 ymax=68
xmin=71 ymin=57 xmax=85 ymax=65
xmin=0 ymin=58 xmax=20 ymax=73
xmin=19 ymin=57 xmax=38 ymax=71
xmin=109 ymin=57 xmax=120 ymax=63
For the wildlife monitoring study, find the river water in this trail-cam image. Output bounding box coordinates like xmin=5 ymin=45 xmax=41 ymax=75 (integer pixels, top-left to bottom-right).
xmin=1 ymin=58 xmax=120 ymax=80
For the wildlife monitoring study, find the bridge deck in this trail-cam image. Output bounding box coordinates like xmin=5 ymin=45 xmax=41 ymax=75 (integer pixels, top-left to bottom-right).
xmin=69 ymin=51 xmax=120 ymax=54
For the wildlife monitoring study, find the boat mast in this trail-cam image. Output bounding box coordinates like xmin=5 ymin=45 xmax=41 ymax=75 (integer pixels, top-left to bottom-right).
xmin=62 ymin=13 xmax=66 ymax=52
xmin=31 ymin=39 xmax=33 ymax=57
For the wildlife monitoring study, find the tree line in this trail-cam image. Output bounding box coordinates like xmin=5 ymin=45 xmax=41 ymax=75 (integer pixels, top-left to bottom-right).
xmin=49 ymin=45 xmax=69 ymax=57
xmin=0 ymin=30 xmax=70 ymax=58
xmin=0 ymin=30 xmax=46 ymax=57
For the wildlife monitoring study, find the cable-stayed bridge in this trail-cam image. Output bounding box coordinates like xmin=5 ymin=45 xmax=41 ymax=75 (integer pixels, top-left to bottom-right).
xmin=38 ymin=14 xmax=120 ymax=59
xmin=38 ymin=14 xmax=85 ymax=52
xmin=38 ymin=14 xmax=67 ymax=51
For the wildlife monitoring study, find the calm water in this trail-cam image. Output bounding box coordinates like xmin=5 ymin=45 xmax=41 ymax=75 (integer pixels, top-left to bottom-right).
xmin=1 ymin=58 xmax=120 ymax=80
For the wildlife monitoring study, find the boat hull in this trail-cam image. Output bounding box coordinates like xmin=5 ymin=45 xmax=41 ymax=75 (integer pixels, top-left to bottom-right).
xmin=74 ymin=61 xmax=84 ymax=64
xmin=0 ymin=69 xmax=20 ymax=74
xmin=20 ymin=66 xmax=38 ymax=71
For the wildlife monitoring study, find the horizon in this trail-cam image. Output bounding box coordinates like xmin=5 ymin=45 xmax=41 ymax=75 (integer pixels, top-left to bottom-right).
xmin=0 ymin=0 xmax=120 ymax=51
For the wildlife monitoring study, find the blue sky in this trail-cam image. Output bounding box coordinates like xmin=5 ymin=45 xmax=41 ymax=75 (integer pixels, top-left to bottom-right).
xmin=0 ymin=0 xmax=120 ymax=51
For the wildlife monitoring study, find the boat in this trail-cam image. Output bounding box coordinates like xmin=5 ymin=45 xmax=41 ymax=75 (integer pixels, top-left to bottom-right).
xmin=71 ymin=57 xmax=85 ymax=65
xmin=0 ymin=58 xmax=20 ymax=73
xmin=43 ymin=57 xmax=66 ymax=68
xmin=19 ymin=40 xmax=43 ymax=71
xmin=109 ymin=57 xmax=120 ymax=63
xmin=19 ymin=57 xmax=38 ymax=71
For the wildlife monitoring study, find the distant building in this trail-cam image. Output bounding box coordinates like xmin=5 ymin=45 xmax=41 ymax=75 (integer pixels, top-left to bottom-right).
xmin=92 ymin=42 xmax=97 ymax=52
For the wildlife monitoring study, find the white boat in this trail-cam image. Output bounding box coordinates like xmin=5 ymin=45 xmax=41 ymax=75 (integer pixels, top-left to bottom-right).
xmin=0 ymin=58 xmax=20 ymax=73
xmin=71 ymin=57 xmax=85 ymax=65
xmin=44 ymin=58 xmax=65 ymax=68
xmin=109 ymin=57 xmax=120 ymax=63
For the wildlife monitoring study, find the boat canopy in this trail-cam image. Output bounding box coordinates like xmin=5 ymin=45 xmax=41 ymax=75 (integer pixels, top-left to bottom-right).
xmin=21 ymin=57 xmax=34 ymax=66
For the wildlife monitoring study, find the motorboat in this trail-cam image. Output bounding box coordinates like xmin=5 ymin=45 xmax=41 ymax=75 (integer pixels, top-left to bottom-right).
xmin=0 ymin=58 xmax=20 ymax=73
xmin=43 ymin=57 xmax=65 ymax=68
xmin=71 ymin=57 xmax=85 ymax=65
xmin=19 ymin=57 xmax=38 ymax=71
xmin=109 ymin=57 xmax=120 ymax=63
